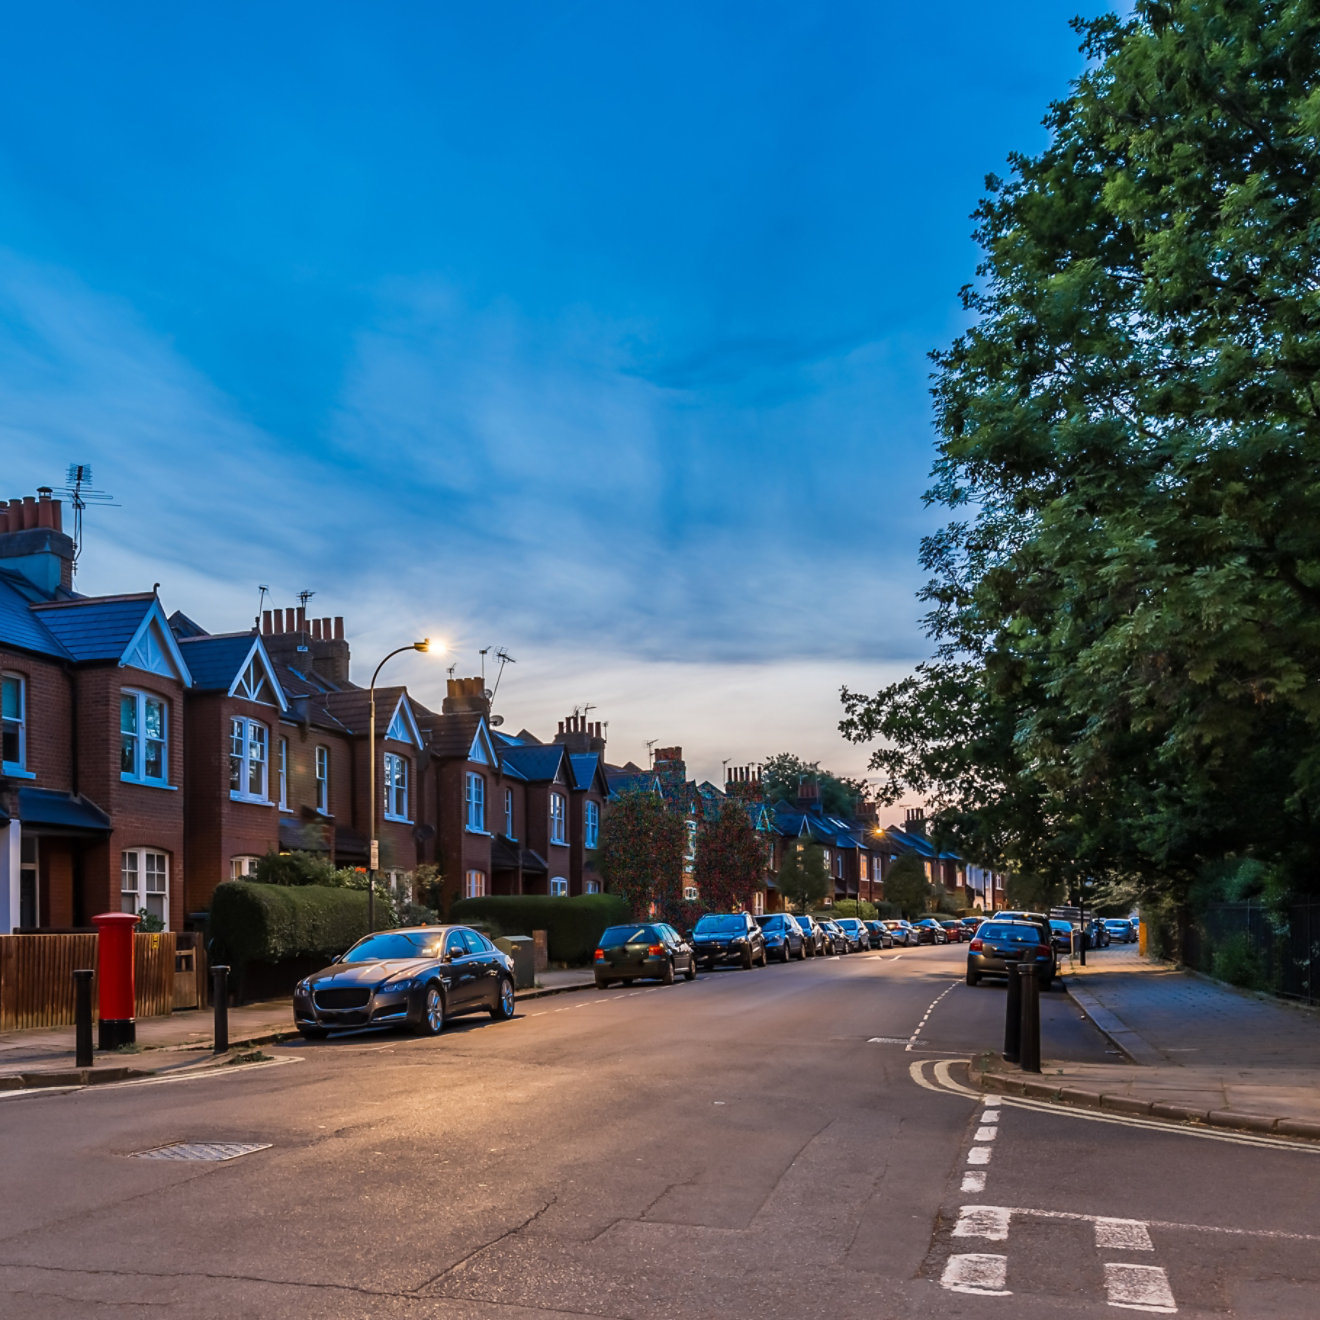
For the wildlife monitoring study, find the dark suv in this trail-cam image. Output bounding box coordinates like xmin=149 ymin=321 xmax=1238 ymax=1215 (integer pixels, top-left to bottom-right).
xmin=692 ymin=912 xmax=768 ymax=969
xmin=754 ymin=912 xmax=806 ymax=962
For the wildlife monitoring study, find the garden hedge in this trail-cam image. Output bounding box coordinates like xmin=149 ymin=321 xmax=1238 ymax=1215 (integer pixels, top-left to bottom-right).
xmin=209 ymin=880 xmax=371 ymax=966
xmin=450 ymin=893 xmax=630 ymax=964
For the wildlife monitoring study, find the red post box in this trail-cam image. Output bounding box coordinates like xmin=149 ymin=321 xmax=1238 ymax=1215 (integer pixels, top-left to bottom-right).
xmin=93 ymin=912 xmax=139 ymax=1049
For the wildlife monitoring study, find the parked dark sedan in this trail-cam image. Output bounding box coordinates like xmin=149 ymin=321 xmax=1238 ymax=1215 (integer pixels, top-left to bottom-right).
xmin=293 ymin=926 xmax=515 ymax=1039
xmin=834 ymin=917 xmax=870 ymax=951
xmin=692 ymin=911 xmax=768 ymax=969
xmin=863 ymin=920 xmax=894 ymax=949
xmin=1084 ymin=918 xmax=1111 ymax=949
xmin=818 ymin=918 xmax=849 ymax=954
xmin=939 ymin=920 xmax=966 ymax=943
xmin=755 ymin=912 xmax=807 ymax=962
xmin=594 ymin=922 xmax=696 ymax=987
xmin=912 ymin=917 xmax=949 ymax=945
xmin=883 ymin=919 xmax=916 ymax=947
xmin=960 ymin=916 xmax=984 ymax=937
xmin=966 ymin=920 xmax=1055 ymax=988
xmin=792 ymin=913 xmax=826 ymax=956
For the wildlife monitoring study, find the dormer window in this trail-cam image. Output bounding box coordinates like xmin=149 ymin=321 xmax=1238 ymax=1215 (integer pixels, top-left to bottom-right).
xmin=121 ymin=690 xmax=169 ymax=786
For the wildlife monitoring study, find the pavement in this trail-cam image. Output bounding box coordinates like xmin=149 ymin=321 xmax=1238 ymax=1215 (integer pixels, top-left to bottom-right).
xmin=971 ymin=943 xmax=1320 ymax=1138
xmin=0 ymin=966 xmax=596 ymax=1088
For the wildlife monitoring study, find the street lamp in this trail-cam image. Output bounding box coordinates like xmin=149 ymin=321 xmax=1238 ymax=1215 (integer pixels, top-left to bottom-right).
xmin=368 ymin=639 xmax=438 ymax=932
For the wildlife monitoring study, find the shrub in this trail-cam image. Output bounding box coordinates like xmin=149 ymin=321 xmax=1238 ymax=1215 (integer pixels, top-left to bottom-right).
xmin=831 ymin=900 xmax=878 ymax=921
xmin=1211 ymin=932 xmax=1268 ymax=991
xmin=209 ymin=880 xmax=371 ymax=966
xmin=450 ymin=893 xmax=630 ymax=964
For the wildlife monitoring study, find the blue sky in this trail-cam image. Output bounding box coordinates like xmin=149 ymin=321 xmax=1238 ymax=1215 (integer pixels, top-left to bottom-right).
xmin=0 ymin=2 xmax=1104 ymax=788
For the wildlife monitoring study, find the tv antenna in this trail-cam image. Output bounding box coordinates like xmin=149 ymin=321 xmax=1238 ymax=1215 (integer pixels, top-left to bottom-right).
xmin=296 ymin=589 xmax=316 ymax=652
xmin=489 ymin=648 xmax=516 ymax=703
xmin=254 ymin=585 xmax=270 ymax=631
xmin=645 ymin=739 xmax=658 ymax=766
xmin=60 ymin=464 xmax=118 ymax=580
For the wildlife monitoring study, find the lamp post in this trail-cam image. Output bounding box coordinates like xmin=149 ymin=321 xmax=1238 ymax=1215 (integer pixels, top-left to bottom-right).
xmin=368 ymin=639 xmax=435 ymax=932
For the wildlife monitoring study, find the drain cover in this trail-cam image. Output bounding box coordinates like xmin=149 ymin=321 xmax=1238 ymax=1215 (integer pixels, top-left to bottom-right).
xmin=130 ymin=1141 xmax=271 ymax=1161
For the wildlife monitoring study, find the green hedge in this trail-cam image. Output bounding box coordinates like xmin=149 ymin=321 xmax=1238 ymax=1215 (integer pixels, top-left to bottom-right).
xmin=209 ymin=880 xmax=371 ymax=965
xmin=450 ymin=893 xmax=630 ymax=964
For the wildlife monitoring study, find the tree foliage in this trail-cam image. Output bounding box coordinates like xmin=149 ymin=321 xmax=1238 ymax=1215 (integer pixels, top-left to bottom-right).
xmin=761 ymin=753 xmax=867 ymax=818
xmin=596 ymin=790 xmax=687 ymax=921
xmin=694 ymin=802 xmax=766 ymax=912
xmin=843 ymin=1 xmax=1320 ymax=904
xmin=775 ymin=841 xmax=830 ymax=912
xmin=883 ymin=854 xmax=931 ymax=919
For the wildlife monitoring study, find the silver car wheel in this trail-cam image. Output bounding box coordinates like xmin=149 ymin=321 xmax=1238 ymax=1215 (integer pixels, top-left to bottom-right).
xmin=424 ymin=985 xmax=444 ymax=1034
xmin=500 ymin=978 xmax=515 ymax=1017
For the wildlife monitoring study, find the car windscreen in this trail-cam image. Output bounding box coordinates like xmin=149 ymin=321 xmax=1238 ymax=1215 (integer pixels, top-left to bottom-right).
xmin=598 ymin=925 xmax=657 ymax=947
xmin=1050 ymin=921 xmax=1072 ymax=932
xmin=695 ymin=915 xmax=746 ymax=934
xmin=754 ymin=915 xmax=782 ymax=928
xmin=341 ymin=932 xmax=440 ymax=962
xmin=979 ymin=924 xmax=1042 ymax=944
xmin=837 ymin=919 xmax=860 ymax=929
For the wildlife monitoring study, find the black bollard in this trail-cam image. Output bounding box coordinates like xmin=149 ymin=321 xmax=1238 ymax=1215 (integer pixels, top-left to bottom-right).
xmin=73 ymin=969 xmax=94 ymax=1068
xmin=1003 ymin=959 xmax=1022 ymax=1064
xmin=1018 ymin=961 xmax=1041 ymax=1073
xmin=212 ymin=965 xmax=230 ymax=1055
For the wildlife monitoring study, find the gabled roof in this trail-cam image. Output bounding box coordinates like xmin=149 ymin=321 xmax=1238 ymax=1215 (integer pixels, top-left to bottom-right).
xmin=177 ymin=633 xmax=255 ymax=688
xmin=321 ymin=686 xmax=420 ymax=741
xmin=606 ymin=770 xmax=662 ymax=797
xmin=881 ymin=826 xmax=938 ymax=858
xmin=425 ymin=711 xmax=484 ymax=760
xmin=499 ymin=743 xmax=568 ymax=783
xmin=30 ymin=594 xmax=193 ymax=686
xmin=383 ymin=693 xmax=424 ymax=749
xmin=568 ymin=752 xmax=609 ymax=795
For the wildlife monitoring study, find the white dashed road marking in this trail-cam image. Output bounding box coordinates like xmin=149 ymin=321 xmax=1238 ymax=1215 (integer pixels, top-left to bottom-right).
xmin=974 ymin=1124 xmax=998 ymax=1142
xmin=954 ymin=1206 xmax=1011 ymax=1241
xmin=966 ymin=1145 xmax=992 ymax=1165
xmin=905 ymin=980 xmax=958 ymax=1052
xmin=1096 ymin=1218 xmax=1155 ymax=1251
xmin=941 ymin=1253 xmax=1010 ymax=1296
xmin=1104 ymin=1263 xmax=1176 ymax=1313
xmin=960 ymin=1171 xmax=987 ymax=1194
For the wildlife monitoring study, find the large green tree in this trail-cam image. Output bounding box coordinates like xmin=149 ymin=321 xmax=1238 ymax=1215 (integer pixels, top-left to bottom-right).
xmin=843 ymin=1 xmax=1320 ymax=903
xmin=761 ymin=753 xmax=867 ymax=818
xmin=775 ymin=841 xmax=830 ymax=912
xmin=694 ymin=802 xmax=766 ymax=912
xmin=882 ymin=854 xmax=931 ymax=920
xmin=596 ymin=790 xmax=686 ymax=921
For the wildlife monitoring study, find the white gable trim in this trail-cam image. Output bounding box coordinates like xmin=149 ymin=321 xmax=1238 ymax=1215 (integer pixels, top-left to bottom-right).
xmin=467 ymin=720 xmax=498 ymax=767
xmin=119 ymin=600 xmax=193 ymax=687
xmin=227 ymin=637 xmax=288 ymax=712
xmin=384 ymin=694 xmax=424 ymax=748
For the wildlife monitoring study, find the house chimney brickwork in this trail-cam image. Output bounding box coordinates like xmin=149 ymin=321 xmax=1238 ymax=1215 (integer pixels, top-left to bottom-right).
xmin=552 ymin=712 xmax=606 ymax=754
xmin=442 ymin=677 xmax=491 ymax=717
xmin=0 ymin=489 xmax=74 ymax=592
xmin=261 ymin=608 xmax=352 ymax=684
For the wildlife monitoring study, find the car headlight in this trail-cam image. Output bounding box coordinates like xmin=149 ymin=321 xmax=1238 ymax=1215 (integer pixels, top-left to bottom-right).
xmin=380 ymin=977 xmax=414 ymax=993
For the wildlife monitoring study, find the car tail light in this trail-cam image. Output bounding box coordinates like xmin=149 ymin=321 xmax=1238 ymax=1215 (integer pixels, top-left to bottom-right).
xmin=1038 ymin=944 xmax=1052 ymax=958
xmin=646 ymin=944 xmax=665 ymax=956
xmin=593 ymin=949 xmax=605 ymax=961
xmin=969 ymin=938 xmax=983 ymax=952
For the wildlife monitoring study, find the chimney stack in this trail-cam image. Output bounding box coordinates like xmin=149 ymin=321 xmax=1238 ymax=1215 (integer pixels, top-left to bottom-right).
xmin=260 ymin=603 xmax=352 ymax=683
xmin=0 ymin=488 xmax=74 ymax=592
xmin=553 ymin=711 xmax=607 ymax=754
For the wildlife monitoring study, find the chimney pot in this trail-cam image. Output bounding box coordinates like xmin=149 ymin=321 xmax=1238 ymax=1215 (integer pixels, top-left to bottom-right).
xmin=322 ymin=617 xmax=332 ymax=638
xmin=261 ymin=610 xmax=272 ymax=634
xmin=558 ymin=721 xmax=565 ymax=734
xmin=311 ymin=618 xmax=321 ymax=639
xmin=334 ymin=617 xmax=344 ymax=640
xmin=296 ymin=606 xmax=306 ymax=631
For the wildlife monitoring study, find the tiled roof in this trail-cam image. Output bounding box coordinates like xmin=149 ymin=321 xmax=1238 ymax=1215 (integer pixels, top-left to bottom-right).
xmin=499 ymin=743 xmax=566 ymax=783
xmin=17 ymin=787 xmax=111 ymax=833
xmin=424 ymin=711 xmax=483 ymax=759
xmin=29 ymin=594 xmax=157 ymax=662
xmin=0 ymin=574 xmax=69 ymax=659
xmin=322 ymin=686 xmax=408 ymax=738
xmin=569 ymin=752 xmax=603 ymax=792
xmin=176 ymin=633 xmax=258 ymax=691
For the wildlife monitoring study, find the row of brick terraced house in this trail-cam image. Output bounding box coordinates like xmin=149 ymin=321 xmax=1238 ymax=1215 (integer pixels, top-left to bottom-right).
xmin=0 ymin=488 xmax=612 ymax=933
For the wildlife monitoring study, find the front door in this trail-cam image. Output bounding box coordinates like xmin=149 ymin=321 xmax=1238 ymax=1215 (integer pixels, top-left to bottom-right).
xmin=19 ymin=836 xmax=37 ymax=930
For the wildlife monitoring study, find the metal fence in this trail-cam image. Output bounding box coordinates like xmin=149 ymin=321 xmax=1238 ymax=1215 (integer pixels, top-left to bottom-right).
xmin=1181 ymin=901 xmax=1320 ymax=1006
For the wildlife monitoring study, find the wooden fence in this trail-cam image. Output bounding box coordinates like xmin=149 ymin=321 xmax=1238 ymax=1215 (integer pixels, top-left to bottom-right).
xmin=0 ymin=933 xmax=179 ymax=1031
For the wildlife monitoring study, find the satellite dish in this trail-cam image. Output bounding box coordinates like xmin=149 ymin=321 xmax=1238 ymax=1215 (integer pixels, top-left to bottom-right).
xmin=490 ymin=714 xmax=505 ymax=727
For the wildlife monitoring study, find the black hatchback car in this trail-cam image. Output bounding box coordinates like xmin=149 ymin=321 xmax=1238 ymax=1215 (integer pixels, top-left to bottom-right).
xmin=965 ymin=920 xmax=1056 ymax=988
xmin=593 ymin=922 xmax=696 ymax=987
xmin=293 ymin=926 xmax=515 ymax=1039
xmin=755 ymin=912 xmax=806 ymax=962
xmin=692 ymin=912 xmax=768 ymax=968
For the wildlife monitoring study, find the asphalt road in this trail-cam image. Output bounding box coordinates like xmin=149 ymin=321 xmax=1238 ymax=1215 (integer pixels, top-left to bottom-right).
xmin=1 ymin=943 xmax=1317 ymax=1318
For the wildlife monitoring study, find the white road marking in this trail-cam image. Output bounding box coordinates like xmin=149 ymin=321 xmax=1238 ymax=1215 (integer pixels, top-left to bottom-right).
xmin=960 ymin=1172 xmax=987 ymax=1194
xmin=1104 ymin=1263 xmax=1176 ymax=1313
xmin=908 ymin=1059 xmax=1320 ymax=1153
xmin=974 ymin=1125 xmax=998 ymax=1142
xmin=1096 ymin=1218 xmax=1154 ymax=1251
xmin=980 ymin=1108 xmax=1000 ymax=1123
xmin=954 ymin=1204 xmax=1320 ymax=1246
xmin=954 ymin=1206 xmax=1011 ymax=1241
xmin=905 ymin=981 xmax=959 ymax=1052
xmin=941 ymin=1253 xmax=1010 ymax=1295
xmin=967 ymin=1146 xmax=992 ymax=1165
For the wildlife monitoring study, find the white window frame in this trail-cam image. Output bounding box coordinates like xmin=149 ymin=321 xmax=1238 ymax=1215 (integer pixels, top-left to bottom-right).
xmin=549 ymin=792 xmax=567 ymax=845
xmin=315 ymin=745 xmax=330 ymax=814
xmin=120 ymin=688 xmax=170 ymax=787
xmin=383 ymin=752 xmax=410 ymax=822
xmin=584 ymin=800 xmax=599 ymax=849
xmin=550 ymin=876 xmax=568 ymax=897
xmin=753 ymin=890 xmax=765 ymax=915
xmin=121 ymin=848 xmax=169 ymax=926
xmin=230 ymin=855 xmax=261 ymax=880
xmin=685 ymin=819 xmax=697 ymax=861
xmin=230 ymin=717 xmax=270 ymax=803
xmin=465 ymin=771 xmax=486 ymax=833
xmin=584 ymin=879 xmax=600 ymax=895
xmin=683 ymin=883 xmax=698 ymax=902
xmin=2 ymin=672 xmax=32 ymax=777
xmin=504 ymin=786 xmax=516 ymax=839
xmin=464 ymin=868 xmax=487 ymax=899
xmin=278 ymin=737 xmax=289 ymax=811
